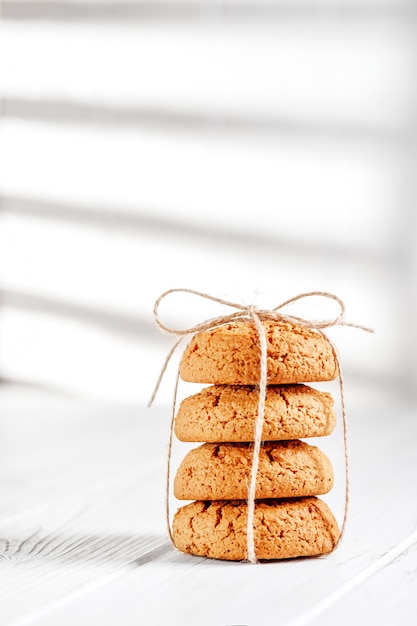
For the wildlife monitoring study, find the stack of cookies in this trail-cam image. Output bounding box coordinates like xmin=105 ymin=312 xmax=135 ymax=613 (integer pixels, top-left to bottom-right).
xmin=172 ymin=319 xmax=341 ymax=561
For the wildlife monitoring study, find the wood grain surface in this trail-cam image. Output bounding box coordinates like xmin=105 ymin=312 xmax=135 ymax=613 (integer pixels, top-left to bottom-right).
xmin=0 ymin=386 xmax=416 ymax=625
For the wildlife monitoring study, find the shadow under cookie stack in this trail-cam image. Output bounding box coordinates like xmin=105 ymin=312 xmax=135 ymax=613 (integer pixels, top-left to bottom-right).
xmin=172 ymin=319 xmax=341 ymax=561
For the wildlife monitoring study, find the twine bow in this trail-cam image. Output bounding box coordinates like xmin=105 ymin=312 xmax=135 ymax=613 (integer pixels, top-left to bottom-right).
xmin=149 ymin=288 xmax=373 ymax=563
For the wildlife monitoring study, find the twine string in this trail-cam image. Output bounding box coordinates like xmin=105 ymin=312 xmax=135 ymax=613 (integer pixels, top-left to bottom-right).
xmin=329 ymin=340 xmax=349 ymax=544
xmin=246 ymin=309 xmax=268 ymax=563
xmin=165 ymin=367 xmax=181 ymax=546
xmin=150 ymin=288 xmax=373 ymax=561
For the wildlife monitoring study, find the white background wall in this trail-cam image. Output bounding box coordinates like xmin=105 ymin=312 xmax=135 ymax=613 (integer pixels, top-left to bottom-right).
xmin=0 ymin=0 xmax=416 ymax=409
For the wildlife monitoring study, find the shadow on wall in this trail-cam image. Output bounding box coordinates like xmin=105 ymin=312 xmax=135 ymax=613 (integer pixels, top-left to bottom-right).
xmin=2 ymin=0 xmax=416 ymax=22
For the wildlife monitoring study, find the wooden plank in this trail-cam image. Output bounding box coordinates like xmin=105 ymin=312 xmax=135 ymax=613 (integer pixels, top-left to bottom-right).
xmin=0 ymin=396 xmax=415 ymax=625
xmin=0 ymin=481 xmax=169 ymax=624
xmin=0 ymin=393 xmax=169 ymax=518
xmin=0 ymin=394 xmax=169 ymax=623
xmin=307 ymin=537 xmax=417 ymax=625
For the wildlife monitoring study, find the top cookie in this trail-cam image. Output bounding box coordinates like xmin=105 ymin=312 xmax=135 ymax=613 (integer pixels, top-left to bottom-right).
xmin=180 ymin=319 xmax=338 ymax=385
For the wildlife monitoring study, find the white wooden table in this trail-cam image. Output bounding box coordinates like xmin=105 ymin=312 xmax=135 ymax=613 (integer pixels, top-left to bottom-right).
xmin=0 ymin=385 xmax=416 ymax=625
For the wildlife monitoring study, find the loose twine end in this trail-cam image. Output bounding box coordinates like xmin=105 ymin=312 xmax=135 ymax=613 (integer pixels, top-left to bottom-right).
xmin=149 ymin=288 xmax=374 ymax=561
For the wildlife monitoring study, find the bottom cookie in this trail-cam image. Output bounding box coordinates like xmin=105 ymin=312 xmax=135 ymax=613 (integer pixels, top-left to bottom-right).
xmin=172 ymin=497 xmax=340 ymax=561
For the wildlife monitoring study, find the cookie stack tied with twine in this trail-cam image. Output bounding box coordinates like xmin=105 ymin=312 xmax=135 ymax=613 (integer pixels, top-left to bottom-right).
xmin=149 ymin=289 xmax=373 ymax=563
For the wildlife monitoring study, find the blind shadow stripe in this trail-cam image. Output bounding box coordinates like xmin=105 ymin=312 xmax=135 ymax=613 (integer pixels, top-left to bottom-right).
xmin=0 ymin=98 xmax=405 ymax=146
xmin=2 ymin=1 xmax=415 ymax=22
xmin=0 ymin=195 xmax=394 ymax=266
xmin=0 ymin=289 xmax=159 ymax=341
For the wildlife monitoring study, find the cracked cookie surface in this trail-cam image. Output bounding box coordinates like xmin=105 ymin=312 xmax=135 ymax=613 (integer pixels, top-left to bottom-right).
xmin=174 ymin=440 xmax=334 ymax=500
xmin=179 ymin=319 xmax=338 ymax=384
xmin=174 ymin=383 xmax=336 ymax=442
xmin=172 ymin=497 xmax=340 ymax=560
